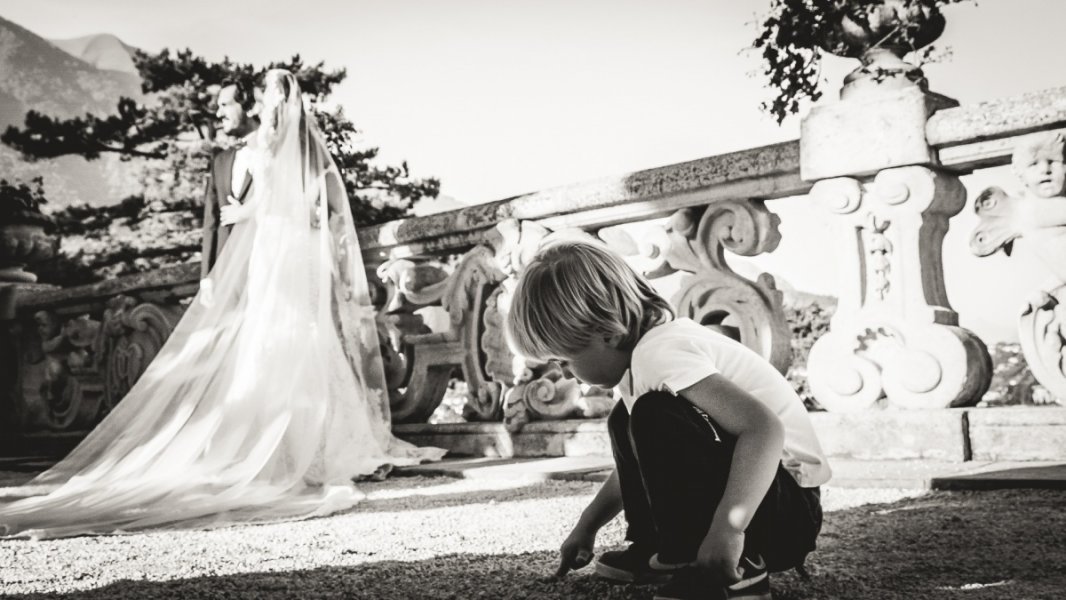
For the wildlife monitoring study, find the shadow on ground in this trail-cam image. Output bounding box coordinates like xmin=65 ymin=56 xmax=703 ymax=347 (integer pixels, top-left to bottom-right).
xmin=5 ymin=489 xmax=1064 ymax=600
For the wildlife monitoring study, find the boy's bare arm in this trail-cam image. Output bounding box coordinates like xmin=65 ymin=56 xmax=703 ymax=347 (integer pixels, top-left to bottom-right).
xmin=678 ymin=374 xmax=785 ymax=582
xmin=578 ymin=468 xmax=623 ymax=531
xmin=556 ymin=468 xmax=623 ymax=577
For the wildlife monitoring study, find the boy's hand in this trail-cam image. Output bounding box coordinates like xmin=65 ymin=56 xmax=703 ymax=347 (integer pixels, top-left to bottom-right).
xmin=554 ymin=527 xmax=595 ymax=577
xmin=697 ymin=524 xmax=745 ymax=584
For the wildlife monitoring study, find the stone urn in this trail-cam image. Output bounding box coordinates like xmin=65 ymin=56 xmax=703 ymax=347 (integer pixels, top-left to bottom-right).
xmin=0 ymin=209 xmax=58 ymax=284
xmin=816 ymin=0 xmax=948 ymax=99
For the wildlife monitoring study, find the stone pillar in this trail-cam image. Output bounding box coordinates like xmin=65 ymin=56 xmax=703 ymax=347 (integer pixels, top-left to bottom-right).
xmin=800 ymin=12 xmax=992 ymax=411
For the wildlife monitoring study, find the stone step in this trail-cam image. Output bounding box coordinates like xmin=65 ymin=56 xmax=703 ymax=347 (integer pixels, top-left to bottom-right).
xmin=396 ymin=456 xmax=1066 ymax=491
xmin=930 ymin=462 xmax=1066 ymax=490
xmin=396 ymin=455 xmax=614 ymax=483
xmin=395 ymin=407 xmax=1066 ymax=463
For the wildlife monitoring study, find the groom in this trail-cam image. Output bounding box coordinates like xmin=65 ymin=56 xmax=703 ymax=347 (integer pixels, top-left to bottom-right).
xmin=200 ymin=78 xmax=258 ymax=302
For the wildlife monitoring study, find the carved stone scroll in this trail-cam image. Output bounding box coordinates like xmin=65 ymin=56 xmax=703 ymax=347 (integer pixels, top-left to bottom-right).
xmin=97 ymin=295 xmax=183 ymax=408
xmin=617 ymin=201 xmax=792 ymax=374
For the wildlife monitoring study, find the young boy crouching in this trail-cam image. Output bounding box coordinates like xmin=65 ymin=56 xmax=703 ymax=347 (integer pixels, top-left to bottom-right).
xmin=506 ymin=240 xmax=830 ymax=600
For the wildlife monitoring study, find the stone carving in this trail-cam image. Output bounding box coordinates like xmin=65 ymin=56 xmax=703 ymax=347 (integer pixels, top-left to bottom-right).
xmin=864 ymin=215 xmax=893 ymax=301
xmin=20 ymin=311 xmax=104 ymax=430
xmin=376 ymin=247 xmax=510 ymax=423
xmin=971 ymin=132 xmax=1066 ymax=402
xmin=503 ymin=358 xmax=615 ymax=432
xmin=612 ymin=201 xmax=791 ymax=373
xmin=486 ymin=219 xmax=616 ymax=430
xmin=808 ymin=166 xmax=991 ymax=411
xmin=98 ymin=295 xmax=182 ymax=408
xmin=374 ymin=217 xmax=619 ymax=428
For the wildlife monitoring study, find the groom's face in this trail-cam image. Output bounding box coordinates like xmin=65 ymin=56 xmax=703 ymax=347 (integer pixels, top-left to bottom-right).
xmin=216 ymin=85 xmax=250 ymax=135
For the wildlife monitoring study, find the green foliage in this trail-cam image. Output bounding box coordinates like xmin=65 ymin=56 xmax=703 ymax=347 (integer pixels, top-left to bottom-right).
xmin=785 ymin=300 xmax=835 ymax=410
xmin=0 ymin=177 xmax=53 ymax=228
xmin=980 ymin=343 xmax=1061 ymax=407
xmin=32 ymin=191 xmax=202 ymax=286
xmin=752 ymin=0 xmax=971 ymax=124
xmin=3 ymin=48 xmax=440 ymax=285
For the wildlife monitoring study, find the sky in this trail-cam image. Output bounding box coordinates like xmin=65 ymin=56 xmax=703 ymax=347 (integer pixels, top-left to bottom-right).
xmin=3 ymin=0 xmax=1065 ymax=342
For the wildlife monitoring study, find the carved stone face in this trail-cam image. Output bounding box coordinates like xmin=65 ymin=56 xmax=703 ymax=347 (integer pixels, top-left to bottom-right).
xmin=33 ymin=310 xmax=57 ymax=338
xmin=1020 ymin=155 xmax=1066 ymax=199
xmin=1014 ymin=133 xmax=1066 ymax=199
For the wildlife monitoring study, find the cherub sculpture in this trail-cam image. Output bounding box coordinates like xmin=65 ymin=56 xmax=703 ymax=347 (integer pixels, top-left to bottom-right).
xmin=972 ymin=131 xmax=1066 ymax=402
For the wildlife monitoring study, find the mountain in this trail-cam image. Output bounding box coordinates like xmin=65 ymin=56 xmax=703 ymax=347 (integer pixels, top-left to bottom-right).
xmin=48 ymin=33 xmax=138 ymax=74
xmin=0 ymin=16 xmax=143 ymax=207
xmin=411 ymin=193 xmax=468 ymax=217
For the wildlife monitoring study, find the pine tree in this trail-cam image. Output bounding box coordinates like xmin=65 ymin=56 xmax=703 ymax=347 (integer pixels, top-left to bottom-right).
xmin=4 ymin=50 xmax=438 ymax=282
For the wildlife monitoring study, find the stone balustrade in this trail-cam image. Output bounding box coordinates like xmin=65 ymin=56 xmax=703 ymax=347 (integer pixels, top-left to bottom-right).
xmin=0 ymin=265 xmax=197 ymax=444
xmin=3 ymin=84 xmax=1066 ymax=448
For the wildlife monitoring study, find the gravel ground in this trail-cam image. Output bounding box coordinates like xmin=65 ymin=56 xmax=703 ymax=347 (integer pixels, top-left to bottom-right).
xmin=1 ymin=473 xmax=1063 ymax=599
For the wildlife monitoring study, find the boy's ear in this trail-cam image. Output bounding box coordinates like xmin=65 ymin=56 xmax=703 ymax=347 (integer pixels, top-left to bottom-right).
xmin=605 ymin=332 xmax=625 ymax=348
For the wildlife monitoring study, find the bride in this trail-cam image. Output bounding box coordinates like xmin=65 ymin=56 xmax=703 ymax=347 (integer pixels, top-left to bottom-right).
xmin=0 ymin=69 xmax=445 ymax=539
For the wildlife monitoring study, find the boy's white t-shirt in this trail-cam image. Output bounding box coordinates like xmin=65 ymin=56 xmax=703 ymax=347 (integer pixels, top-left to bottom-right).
xmin=617 ymin=318 xmax=832 ymax=488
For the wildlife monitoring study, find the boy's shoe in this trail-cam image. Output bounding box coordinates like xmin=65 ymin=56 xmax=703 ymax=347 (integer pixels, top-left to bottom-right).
xmin=594 ymin=544 xmax=676 ymax=584
xmin=725 ymin=555 xmax=771 ymax=600
xmin=652 ymin=556 xmax=770 ymax=600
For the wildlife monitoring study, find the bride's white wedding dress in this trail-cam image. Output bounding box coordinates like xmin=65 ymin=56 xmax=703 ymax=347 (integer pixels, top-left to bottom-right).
xmin=0 ymin=70 xmax=445 ymax=539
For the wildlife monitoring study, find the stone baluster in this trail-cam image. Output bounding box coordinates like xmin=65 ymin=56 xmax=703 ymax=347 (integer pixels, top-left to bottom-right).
xmin=801 ymin=3 xmax=991 ymax=411
xmin=376 ymin=243 xmax=516 ymax=423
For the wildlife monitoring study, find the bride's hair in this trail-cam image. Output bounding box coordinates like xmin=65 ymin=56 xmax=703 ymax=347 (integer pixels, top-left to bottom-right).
xmin=258 ymin=69 xmax=332 ymax=187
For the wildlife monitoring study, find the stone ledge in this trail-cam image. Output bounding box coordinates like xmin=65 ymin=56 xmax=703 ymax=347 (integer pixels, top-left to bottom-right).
xmin=8 ymin=408 xmax=1065 ymax=464
xmin=394 ymin=456 xmax=613 ymax=483
xmin=16 ymin=263 xmax=199 ymax=311
xmin=394 ymin=421 xmax=611 ymax=458
xmin=359 ymin=141 xmax=805 ymax=253
xmin=967 ymin=406 xmax=1066 ymax=461
xmin=930 ymin=461 xmax=1066 ymax=491
xmin=927 ymin=85 xmax=1066 ymax=148
xmin=394 ymin=456 xmax=1066 ymax=491
xmin=396 ymin=407 xmax=1066 ymax=463
xmin=809 ymin=409 xmax=970 ymax=462
xmin=356 ymin=86 xmax=1066 ymax=258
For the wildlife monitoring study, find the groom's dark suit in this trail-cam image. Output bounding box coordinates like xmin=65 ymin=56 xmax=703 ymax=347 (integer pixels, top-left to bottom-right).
xmin=201 ymin=145 xmax=253 ymax=279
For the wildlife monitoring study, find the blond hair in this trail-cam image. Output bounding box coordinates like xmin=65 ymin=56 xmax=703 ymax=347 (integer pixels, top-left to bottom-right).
xmin=506 ymin=239 xmax=674 ymax=360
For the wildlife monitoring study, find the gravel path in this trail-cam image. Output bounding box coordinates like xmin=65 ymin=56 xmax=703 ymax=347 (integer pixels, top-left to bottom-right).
xmin=1 ymin=474 xmax=1062 ymax=599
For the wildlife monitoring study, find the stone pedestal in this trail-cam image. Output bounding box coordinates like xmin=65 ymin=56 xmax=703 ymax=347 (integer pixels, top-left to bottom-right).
xmin=802 ymin=86 xmax=957 ymax=181
xmin=802 ymin=86 xmax=992 ymax=411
